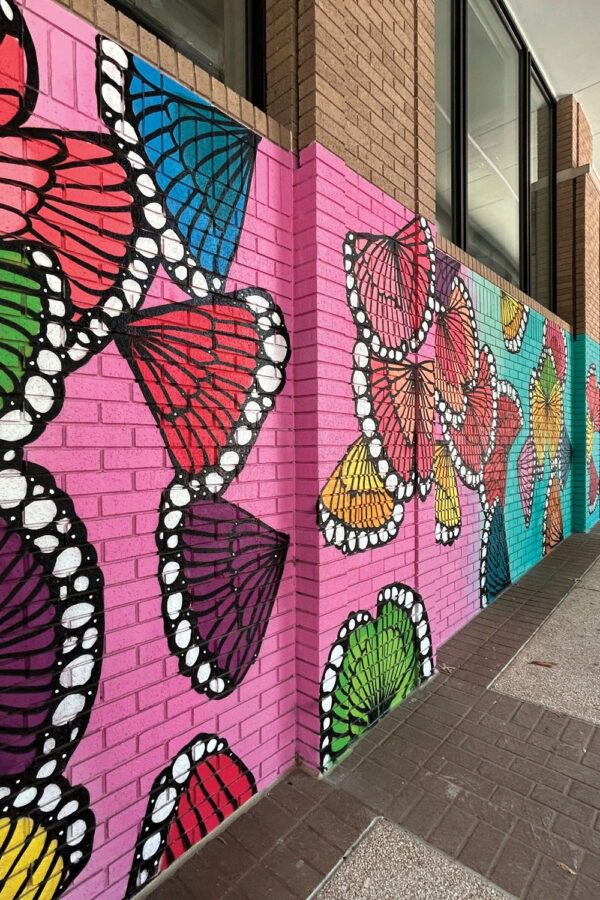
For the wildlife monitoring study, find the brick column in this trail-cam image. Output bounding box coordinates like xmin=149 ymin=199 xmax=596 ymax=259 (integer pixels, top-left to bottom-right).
xmin=556 ymin=96 xmax=600 ymax=530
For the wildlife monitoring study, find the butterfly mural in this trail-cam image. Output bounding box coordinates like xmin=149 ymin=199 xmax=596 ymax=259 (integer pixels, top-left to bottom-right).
xmin=433 ymin=442 xmax=461 ymax=545
xmin=318 ymin=437 xmax=402 ymax=554
xmin=0 ymin=450 xmax=103 ymax=895
xmin=0 ymin=3 xmax=291 ymax=895
xmin=517 ymin=436 xmax=538 ymax=527
xmin=127 ymin=733 xmax=256 ymax=895
xmin=116 ymin=289 xmax=289 ymax=494
xmin=158 ymin=482 xmax=289 ymax=698
xmin=354 ymin=349 xmax=436 ymax=502
xmin=530 ymin=349 xmax=563 ymax=469
xmin=543 ymin=470 xmax=563 ymax=555
xmin=480 ymin=381 xmax=523 ymax=510
xmin=435 ymin=276 xmax=479 ymax=426
xmin=97 ymin=37 xmax=257 ymax=295
xmin=501 ymin=291 xmax=529 ymax=353
xmin=319 ymin=583 xmax=433 ymax=770
xmin=344 ymin=218 xmax=437 ymax=360
xmin=441 ymin=345 xmax=498 ymax=488
xmin=586 ymin=365 xmax=599 ymax=513
xmin=480 ymin=499 xmax=511 ymax=606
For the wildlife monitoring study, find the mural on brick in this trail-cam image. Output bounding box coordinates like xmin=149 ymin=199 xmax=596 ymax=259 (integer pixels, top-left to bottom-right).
xmin=317 ymin=217 xmax=579 ymax=766
xmin=586 ymin=365 xmax=600 ymax=513
xmin=126 ymin=733 xmax=256 ymax=895
xmin=0 ymin=451 xmax=103 ymax=895
xmin=0 ymin=0 xmax=290 ymax=895
xmin=157 ymin=489 xmax=289 ymax=698
xmin=319 ymin=583 xmax=433 ymax=770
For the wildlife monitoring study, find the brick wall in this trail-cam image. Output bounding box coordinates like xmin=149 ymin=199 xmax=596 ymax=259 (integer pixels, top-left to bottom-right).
xmin=293 ymin=0 xmax=436 ymax=218
xmin=1 ymin=1 xmax=599 ymax=899
xmin=0 ymin=1 xmax=296 ymax=897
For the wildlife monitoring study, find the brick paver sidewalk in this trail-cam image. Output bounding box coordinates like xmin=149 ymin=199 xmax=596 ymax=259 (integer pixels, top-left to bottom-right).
xmin=147 ymin=526 xmax=600 ymax=900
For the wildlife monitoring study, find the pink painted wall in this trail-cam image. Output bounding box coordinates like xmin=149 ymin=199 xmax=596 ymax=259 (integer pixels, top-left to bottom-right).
xmin=0 ymin=1 xmax=589 ymax=897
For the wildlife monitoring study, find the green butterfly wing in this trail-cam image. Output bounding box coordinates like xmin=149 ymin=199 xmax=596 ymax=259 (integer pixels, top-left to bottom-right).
xmin=0 ymin=247 xmax=44 ymax=410
xmin=0 ymin=244 xmax=70 ymax=447
xmin=320 ymin=585 xmax=433 ymax=770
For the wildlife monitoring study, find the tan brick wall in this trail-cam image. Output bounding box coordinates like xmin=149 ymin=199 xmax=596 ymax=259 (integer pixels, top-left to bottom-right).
xmin=556 ymin=96 xmax=600 ymax=340
xmin=294 ymin=0 xmax=436 ymax=219
xmin=55 ymin=0 xmax=293 ymax=149
xmin=266 ymin=0 xmax=297 ymax=134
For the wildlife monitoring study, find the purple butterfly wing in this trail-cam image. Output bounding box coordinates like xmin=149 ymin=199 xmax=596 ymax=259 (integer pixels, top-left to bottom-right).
xmin=0 ymin=520 xmax=55 ymax=776
xmin=0 ymin=456 xmax=104 ymax=781
xmin=159 ymin=489 xmax=289 ymax=698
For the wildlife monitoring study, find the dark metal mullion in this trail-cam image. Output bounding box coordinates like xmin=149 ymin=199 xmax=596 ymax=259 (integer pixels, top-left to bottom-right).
xmin=451 ymin=0 xmax=467 ymax=248
xmin=531 ymin=63 xmax=557 ymax=311
xmin=246 ymin=0 xmax=267 ymax=111
xmin=519 ymin=49 xmax=532 ymax=295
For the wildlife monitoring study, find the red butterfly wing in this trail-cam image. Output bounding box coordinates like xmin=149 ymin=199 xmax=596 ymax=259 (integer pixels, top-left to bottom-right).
xmin=443 ymin=346 xmax=497 ymax=486
xmin=349 ymin=216 xmax=435 ymax=356
xmin=0 ymin=135 xmax=59 ymax=235
xmin=369 ymin=355 xmax=415 ymax=489
xmin=160 ymin=753 xmax=255 ymax=866
xmin=21 ymin=136 xmax=135 ymax=311
xmin=0 ymin=0 xmax=38 ymax=128
xmin=482 ymin=384 xmax=522 ymax=507
xmin=363 ymin=354 xmax=434 ymax=499
xmin=435 ymin=277 xmax=479 ymax=422
xmin=118 ymin=290 xmax=289 ymax=492
xmin=589 ymin=458 xmax=599 ymax=512
xmin=543 ymin=322 xmax=567 ymax=383
xmin=586 ymin=366 xmax=599 ymax=431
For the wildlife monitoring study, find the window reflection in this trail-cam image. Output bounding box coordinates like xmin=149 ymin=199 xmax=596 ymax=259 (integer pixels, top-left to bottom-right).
xmin=531 ymin=79 xmax=552 ymax=308
xmin=466 ymin=0 xmax=520 ymax=286
xmin=436 ymin=0 xmax=453 ymax=241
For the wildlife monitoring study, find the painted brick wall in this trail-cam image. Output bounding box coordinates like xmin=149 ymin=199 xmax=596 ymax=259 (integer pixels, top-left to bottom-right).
xmin=309 ymin=143 xmax=600 ymax=773
xmin=0 ymin=1 xmax=296 ymax=897
xmin=1 ymin=1 xmax=599 ymax=899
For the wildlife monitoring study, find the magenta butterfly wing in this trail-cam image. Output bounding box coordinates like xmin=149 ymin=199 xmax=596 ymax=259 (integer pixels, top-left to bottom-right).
xmin=518 ymin=436 xmax=537 ymax=527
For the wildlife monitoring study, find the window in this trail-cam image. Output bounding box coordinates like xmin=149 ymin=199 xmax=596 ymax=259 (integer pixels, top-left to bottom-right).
xmin=435 ymin=0 xmax=453 ymax=240
xmin=435 ymin=0 xmax=555 ymax=308
xmin=111 ymin=0 xmax=266 ymax=107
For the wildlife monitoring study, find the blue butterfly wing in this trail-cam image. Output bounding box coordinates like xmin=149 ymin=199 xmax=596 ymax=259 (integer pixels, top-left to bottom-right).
xmin=129 ymin=57 xmax=258 ymax=279
xmin=483 ymin=503 xmax=511 ymax=604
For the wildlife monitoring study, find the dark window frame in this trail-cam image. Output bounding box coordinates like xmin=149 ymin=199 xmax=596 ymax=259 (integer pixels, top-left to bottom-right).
xmin=446 ymin=0 xmax=556 ymax=308
xmin=107 ymin=0 xmax=267 ymax=110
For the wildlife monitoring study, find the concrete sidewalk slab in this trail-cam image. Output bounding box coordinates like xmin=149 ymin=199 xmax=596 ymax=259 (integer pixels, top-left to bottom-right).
xmin=314 ymin=819 xmax=512 ymax=900
xmin=492 ymin=584 xmax=600 ymax=724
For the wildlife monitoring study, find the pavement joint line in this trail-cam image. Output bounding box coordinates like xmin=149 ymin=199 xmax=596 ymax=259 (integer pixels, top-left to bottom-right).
xmin=305 ymin=816 xmax=383 ymax=900
xmin=486 ymin=570 xmax=590 ymax=694
xmin=311 ymin=820 xmax=515 ymax=900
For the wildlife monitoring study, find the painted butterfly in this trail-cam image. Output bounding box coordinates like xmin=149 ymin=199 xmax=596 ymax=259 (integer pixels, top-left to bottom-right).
xmin=158 ymin=482 xmax=289 ymax=697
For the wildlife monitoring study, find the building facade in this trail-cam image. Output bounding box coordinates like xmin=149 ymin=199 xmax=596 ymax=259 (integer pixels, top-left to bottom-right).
xmin=0 ymin=0 xmax=598 ymax=896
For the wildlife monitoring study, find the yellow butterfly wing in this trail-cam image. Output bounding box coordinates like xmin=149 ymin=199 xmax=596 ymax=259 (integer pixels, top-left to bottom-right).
xmin=0 ymin=816 xmax=64 ymax=899
xmin=587 ymin=412 xmax=595 ymax=460
xmin=433 ymin=442 xmax=461 ymax=544
xmin=318 ymin=437 xmax=401 ymax=553
xmin=501 ymin=291 xmax=529 ymax=352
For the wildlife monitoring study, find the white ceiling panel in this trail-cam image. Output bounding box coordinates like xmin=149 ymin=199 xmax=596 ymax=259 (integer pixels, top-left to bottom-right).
xmin=507 ymin=0 xmax=600 ymax=173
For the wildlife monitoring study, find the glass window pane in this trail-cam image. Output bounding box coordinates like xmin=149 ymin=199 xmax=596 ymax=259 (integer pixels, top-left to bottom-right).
xmin=435 ymin=0 xmax=453 ymax=240
xmin=466 ymin=0 xmax=520 ymax=285
xmin=116 ymin=0 xmax=247 ymax=97
xmin=530 ymin=79 xmax=552 ymax=308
